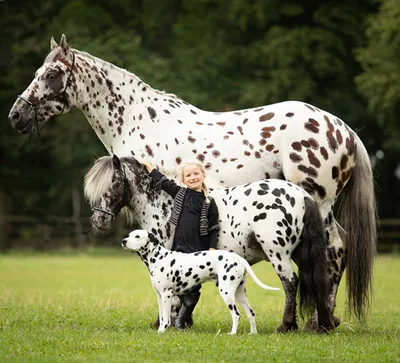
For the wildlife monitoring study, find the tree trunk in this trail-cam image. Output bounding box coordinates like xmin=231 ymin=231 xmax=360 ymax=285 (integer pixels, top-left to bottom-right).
xmin=0 ymin=191 xmax=12 ymax=251
xmin=72 ymin=187 xmax=84 ymax=248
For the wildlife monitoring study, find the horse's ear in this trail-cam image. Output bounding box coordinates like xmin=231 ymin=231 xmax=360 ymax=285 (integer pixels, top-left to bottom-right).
xmin=60 ymin=34 xmax=70 ymax=54
xmin=93 ymin=154 xmax=98 ymax=161
xmin=112 ymin=154 xmax=121 ymax=170
xmin=50 ymin=37 xmax=58 ymax=51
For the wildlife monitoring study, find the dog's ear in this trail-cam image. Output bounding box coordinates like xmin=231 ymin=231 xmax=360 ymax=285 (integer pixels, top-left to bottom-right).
xmin=148 ymin=232 xmax=159 ymax=245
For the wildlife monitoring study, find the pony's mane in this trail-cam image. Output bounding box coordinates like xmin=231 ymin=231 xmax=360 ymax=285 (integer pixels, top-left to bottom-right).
xmin=84 ymin=155 xmax=136 ymax=226
xmin=84 ymin=156 xmax=116 ymax=206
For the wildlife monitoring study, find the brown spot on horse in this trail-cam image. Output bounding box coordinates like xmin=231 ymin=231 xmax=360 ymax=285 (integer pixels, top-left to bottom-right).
xmin=290 ymin=153 xmax=303 ymax=163
xmin=259 ymin=112 xmax=275 ymax=121
xmin=307 ymin=149 xmax=321 ymax=168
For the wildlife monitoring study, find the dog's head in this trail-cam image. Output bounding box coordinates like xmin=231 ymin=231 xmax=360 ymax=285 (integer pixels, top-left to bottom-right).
xmin=121 ymin=229 xmax=158 ymax=251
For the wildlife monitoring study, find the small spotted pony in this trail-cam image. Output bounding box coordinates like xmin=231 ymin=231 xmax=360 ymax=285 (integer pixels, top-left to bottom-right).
xmin=9 ymin=34 xmax=376 ymax=327
xmin=84 ymin=155 xmax=335 ymax=332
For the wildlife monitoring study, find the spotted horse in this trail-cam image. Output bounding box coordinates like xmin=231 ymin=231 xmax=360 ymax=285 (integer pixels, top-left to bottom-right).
xmin=9 ymin=34 xmax=376 ymax=329
xmin=85 ymin=154 xmax=336 ymax=332
xmin=122 ymin=229 xmax=280 ymax=334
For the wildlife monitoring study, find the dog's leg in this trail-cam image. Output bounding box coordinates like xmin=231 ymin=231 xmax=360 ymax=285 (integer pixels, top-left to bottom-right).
xmin=219 ymin=280 xmax=241 ymax=335
xmin=153 ymin=289 xmax=165 ymax=334
xmin=235 ymin=279 xmax=257 ymax=334
xmin=158 ymin=291 xmax=172 ymax=334
xmin=151 ymin=283 xmax=162 ymax=330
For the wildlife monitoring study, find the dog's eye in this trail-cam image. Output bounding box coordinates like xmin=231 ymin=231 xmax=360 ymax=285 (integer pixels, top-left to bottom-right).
xmin=135 ymin=235 xmax=140 ymax=238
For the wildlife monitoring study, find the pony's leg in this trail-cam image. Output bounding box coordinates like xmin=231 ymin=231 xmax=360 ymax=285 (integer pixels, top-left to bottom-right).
xmin=235 ymin=279 xmax=257 ymax=334
xmin=268 ymin=255 xmax=299 ymax=333
xmin=158 ymin=292 xmax=172 ymax=334
xmin=219 ymin=281 xmax=241 ymax=335
xmin=304 ymin=212 xmax=344 ymax=331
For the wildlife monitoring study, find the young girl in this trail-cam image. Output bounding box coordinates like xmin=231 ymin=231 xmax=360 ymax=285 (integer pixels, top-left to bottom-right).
xmin=140 ymin=160 xmax=220 ymax=330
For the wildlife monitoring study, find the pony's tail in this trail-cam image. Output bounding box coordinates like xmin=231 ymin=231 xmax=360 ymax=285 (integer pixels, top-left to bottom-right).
xmin=296 ymin=197 xmax=332 ymax=328
xmin=336 ymin=135 xmax=377 ymax=321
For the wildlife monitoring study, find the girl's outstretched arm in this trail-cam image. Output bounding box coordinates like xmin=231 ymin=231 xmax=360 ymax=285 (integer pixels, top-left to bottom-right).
xmin=138 ymin=160 xmax=181 ymax=198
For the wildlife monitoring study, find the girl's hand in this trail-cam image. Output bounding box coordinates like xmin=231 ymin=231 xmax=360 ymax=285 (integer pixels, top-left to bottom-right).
xmin=209 ymin=248 xmax=216 ymax=251
xmin=138 ymin=159 xmax=154 ymax=173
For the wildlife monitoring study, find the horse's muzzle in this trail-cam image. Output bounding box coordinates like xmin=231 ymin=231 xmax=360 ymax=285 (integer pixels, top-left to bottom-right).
xmin=8 ymin=101 xmax=34 ymax=133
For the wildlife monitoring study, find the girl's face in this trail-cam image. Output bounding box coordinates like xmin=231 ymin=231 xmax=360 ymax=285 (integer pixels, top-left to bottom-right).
xmin=182 ymin=165 xmax=205 ymax=192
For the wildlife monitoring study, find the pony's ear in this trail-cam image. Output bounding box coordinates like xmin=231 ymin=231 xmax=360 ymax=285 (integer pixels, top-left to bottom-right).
xmin=93 ymin=154 xmax=98 ymax=161
xmin=50 ymin=37 xmax=58 ymax=51
xmin=112 ymin=154 xmax=121 ymax=170
xmin=60 ymin=34 xmax=70 ymax=55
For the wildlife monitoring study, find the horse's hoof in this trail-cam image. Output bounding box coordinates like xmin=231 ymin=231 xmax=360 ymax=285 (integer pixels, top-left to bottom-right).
xmin=333 ymin=316 xmax=341 ymax=328
xmin=316 ymin=324 xmax=335 ymax=334
xmin=277 ymin=323 xmax=298 ymax=333
xmin=304 ymin=318 xmax=336 ymax=333
xmin=303 ymin=318 xmax=319 ymax=331
xmin=304 ymin=315 xmax=340 ymax=332
xmin=151 ymin=317 xmax=160 ymax=330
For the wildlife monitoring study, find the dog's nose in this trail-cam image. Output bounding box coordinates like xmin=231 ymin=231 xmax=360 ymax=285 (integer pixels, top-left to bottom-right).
xmin=121 ymin=238 xmax=127 ymax=247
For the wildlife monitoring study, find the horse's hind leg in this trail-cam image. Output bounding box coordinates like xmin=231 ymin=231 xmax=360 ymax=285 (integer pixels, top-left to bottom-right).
xmin=304 ymin=215 xmax=344 ymax=331
xmin=235 ymin=279 xmax=257 ymax=334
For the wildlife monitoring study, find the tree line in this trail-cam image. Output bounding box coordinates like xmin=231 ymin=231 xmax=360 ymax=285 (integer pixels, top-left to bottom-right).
xmin=0 ymin=0 xmax=399 ymax=250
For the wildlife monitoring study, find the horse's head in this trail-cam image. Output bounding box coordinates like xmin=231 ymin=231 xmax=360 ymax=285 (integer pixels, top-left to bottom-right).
xmin=85 ymin=155 xmax=130 ymax=234
xmin=8 ymin=34 xmax=76 ymax=134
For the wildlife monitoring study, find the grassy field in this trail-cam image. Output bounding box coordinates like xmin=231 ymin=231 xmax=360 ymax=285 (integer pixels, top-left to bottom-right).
xmin=0 ymin=250 xmax=399 ymax=362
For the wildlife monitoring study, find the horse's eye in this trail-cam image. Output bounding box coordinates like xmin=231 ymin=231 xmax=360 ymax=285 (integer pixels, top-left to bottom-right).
xmin=46 ymin=72 xmax=57 ymax=81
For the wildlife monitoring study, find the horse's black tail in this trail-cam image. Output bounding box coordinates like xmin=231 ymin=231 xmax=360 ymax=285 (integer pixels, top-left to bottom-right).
xmin=296 ymin=197 xmax=333 ymax=328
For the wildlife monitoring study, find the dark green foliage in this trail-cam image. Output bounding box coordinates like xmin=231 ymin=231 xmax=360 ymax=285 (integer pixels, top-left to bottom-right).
xmin=0 ymin=0 xmax=398 ymax=247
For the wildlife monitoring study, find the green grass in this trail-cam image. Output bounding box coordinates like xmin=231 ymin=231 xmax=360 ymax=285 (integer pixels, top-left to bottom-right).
xmin=0 ymin=251 xmax=399 ymax=362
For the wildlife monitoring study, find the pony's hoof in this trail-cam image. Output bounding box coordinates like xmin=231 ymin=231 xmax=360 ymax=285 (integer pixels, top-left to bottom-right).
xmin=277 ymin=323 xmax=298 ymax=333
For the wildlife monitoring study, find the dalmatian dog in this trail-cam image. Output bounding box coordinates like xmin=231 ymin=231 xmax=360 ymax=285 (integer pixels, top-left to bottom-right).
xmin=122 ymin=229 xmax=279 ymax=334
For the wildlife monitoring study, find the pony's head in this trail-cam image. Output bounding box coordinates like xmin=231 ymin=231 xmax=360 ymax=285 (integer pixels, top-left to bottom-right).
xmin=84 ymin=155 xmax=130 ymax=234
xmin=8 ymin=34 xmax=76 ymax=134
xmin=121 ymin=229 xmax=158 ymax=252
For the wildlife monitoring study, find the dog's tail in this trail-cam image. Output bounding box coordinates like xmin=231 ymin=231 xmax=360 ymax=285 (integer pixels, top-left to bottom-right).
xmin=239 ymin=256 xmax=280 ymax=291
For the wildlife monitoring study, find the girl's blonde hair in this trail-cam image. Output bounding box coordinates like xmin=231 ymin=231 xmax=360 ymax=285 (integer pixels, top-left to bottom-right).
xmin=180 ymin=160 xmax=210 ymax=203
